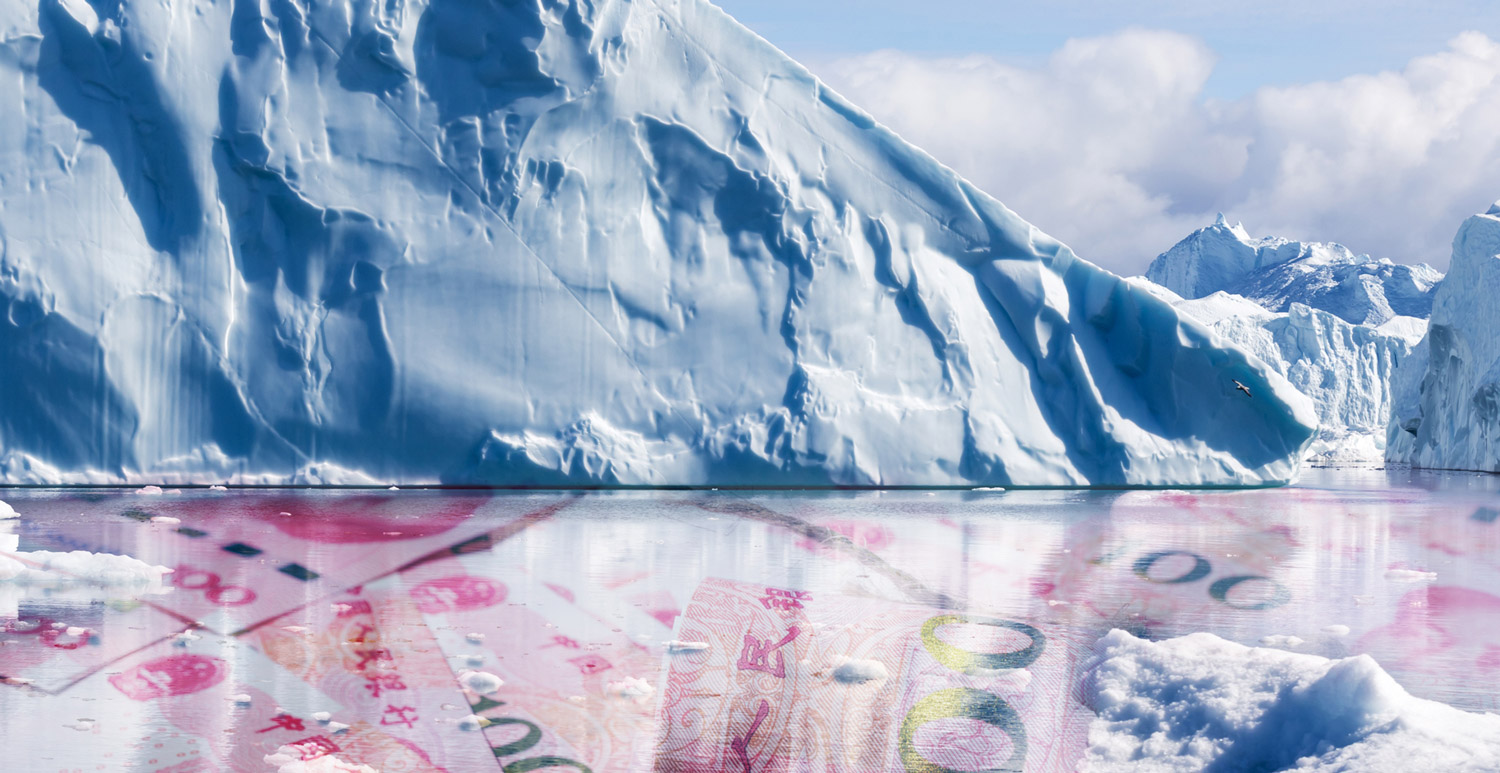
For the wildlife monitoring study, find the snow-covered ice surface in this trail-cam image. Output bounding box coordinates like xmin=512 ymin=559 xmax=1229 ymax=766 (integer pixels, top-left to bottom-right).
xmin=0 ymin=0 xmax=1316 ymax=486
xmin=1147 ymin=216 xmax=1444 ymax=326
xmin=1083 ymin=630 xmax=1500 ymax=772
xmin=1149 ymin=285 xmax=1421 ymax=461
xmin=1388 ymin=203 xmax=1500 ymax=472
xmin=2 ymin=474 xmax=1499 ymax=770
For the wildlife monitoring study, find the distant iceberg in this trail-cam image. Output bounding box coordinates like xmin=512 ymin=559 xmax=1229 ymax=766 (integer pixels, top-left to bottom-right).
xmin=1388 ymin=202 xmax=1500 ymax=471
xmin=1148 ymin=215 xmax=1443 ymax=326
xmin=0 ymin=0 xmax=1315 ymax=486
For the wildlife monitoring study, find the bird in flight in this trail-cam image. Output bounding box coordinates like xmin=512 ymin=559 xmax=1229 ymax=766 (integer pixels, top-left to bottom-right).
xmin=1233 ymin=380 xmax=1252 ymax=397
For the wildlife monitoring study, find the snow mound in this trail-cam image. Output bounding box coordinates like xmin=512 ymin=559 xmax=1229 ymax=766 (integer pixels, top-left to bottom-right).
xmin=1147 ymin=216 xmax=1444 ymax=326
xmin=1388 ymin=205 xmax=1500 ymax=471
xmin=0 ymin=0 xmax=1316 ymax=486
xmin=0 ymin=549 xmax=170 ymax=587
xmin=1083 ymin=629 xmax=1500 ymax=772
xmin=1169 ymin=292 xmax=1418 ymax=461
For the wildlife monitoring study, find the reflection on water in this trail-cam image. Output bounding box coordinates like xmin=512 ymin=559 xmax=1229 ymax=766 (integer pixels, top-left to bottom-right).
xmin=1 ymin=467 xmax=1498 ymax=771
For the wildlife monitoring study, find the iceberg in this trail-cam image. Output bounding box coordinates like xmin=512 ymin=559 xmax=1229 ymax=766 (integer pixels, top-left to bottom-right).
xmin=1147 ymin=215 xmax=1444 ymax=326
xmin=1139 ymin=284 xmax=1421 ymax=461
xmin=1387 ymin=202 xmax=1500 ymax=471
xmin=0 ymin=0 xmax=1316 ymax=486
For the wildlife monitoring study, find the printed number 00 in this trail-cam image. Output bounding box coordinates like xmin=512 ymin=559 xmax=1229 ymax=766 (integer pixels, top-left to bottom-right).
xmin=899 ymin=615 xmax=1044 ymax=772
xmin=172 ymin=565 xmax=257 ymax=606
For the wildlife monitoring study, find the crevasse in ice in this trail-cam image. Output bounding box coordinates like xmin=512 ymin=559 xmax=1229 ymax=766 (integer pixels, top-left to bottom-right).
xmin=0 ymin=0 xmax=1316 ymax=485
xmin=1388 ymin=202 xmax=1500 ymax=471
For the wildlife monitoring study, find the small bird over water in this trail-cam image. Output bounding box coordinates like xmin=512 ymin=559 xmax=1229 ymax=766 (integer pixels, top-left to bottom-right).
xmin=1233 ymin=380 xmax=1252 ymax=397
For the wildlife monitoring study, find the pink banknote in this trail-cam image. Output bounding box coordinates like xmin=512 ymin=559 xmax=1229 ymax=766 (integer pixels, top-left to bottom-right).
xmin=27 ymin=492 xmax=570 ymax=635
xmin=656 ymin=577 xmax=1091 ymax=772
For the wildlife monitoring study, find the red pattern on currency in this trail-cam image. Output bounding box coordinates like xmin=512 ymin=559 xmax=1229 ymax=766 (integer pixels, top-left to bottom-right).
xmin=736 ymin=626 xmax=800 ymax=678
xmin=109 ymin=654 xmax=228 ymax=701
xmin=409 ymin=575 xmax=506 ymax=613
xmin=258 ymin=714 xmax=307 ymax=733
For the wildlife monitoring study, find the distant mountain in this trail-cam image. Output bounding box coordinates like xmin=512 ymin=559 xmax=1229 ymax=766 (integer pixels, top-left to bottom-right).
xmin=1147 ymin=216 xmax=1444 ymax=326
xmin=1388 ymin=202 xmax=1500 ymax=471
xmin=0 ymin=0 xmax=1316 ymax=486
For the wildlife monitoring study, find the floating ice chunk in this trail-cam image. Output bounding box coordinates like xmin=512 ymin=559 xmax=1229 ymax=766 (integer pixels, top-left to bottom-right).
xmin=67 ymin=719 xmax=95 ymax=731
xmin=326 ymin=721 xmax=349 ymax=734
xmin=388 ymin=486 xmax=400 ymax=491
xmin=1385 ymin=568 xmax=1438 ymax=582
xmin=266 ymin=746 xmax=376 ymax=773
xmin=466 ymin=632 xmax=485 ymax=643
xmin=1083 ymin=629 xmax=1500 ymax=771
xmin=606 ymin=676 xmax=655 ymax=702
xmin=311 ymin=711 xmax=331 ymax=722
xmin=135 ymin=486 xmax=163 ymax=495
xmin=458 ymin=670 xmax=504 ymax=694
xmin=667 ymin=640 xmax=711 ymax=653
xmin=149 ymin=516 xmax=180 ymax=525
xmin=458 ymin=714 xmax=491 ymax=732
xmin=1324 ymin=624 xmax=1352 ymax=637
xmin=831 ymin=658 xmax=889 ymax=684
xmin=1259 ymin=634 xmax=1305 ymax=649
xmin=0 ymin=550 xmax=171 ymax=587
xmin=230 ymin=694 xmax=252 ymax=705
xmin=209 ymin=485 xmax=228 ymax=491
xmin=0 ymin=500 xmax=17 ymax=519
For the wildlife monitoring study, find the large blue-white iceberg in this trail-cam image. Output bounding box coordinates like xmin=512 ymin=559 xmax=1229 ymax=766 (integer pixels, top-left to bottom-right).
xmin=0 ymin=0 xmax=1317 ymax=486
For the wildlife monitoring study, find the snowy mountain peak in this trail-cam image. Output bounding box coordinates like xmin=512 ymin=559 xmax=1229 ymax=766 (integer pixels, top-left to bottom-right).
xmin=1147 ymin=219 xmax=1443 ymax=326
xmin=0 ymin=0 xmax=1317 ymax=486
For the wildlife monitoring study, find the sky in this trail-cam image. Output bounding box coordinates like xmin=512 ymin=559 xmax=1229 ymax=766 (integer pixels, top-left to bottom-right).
xmin=714 ymin=1 xmax=1500 ymax=274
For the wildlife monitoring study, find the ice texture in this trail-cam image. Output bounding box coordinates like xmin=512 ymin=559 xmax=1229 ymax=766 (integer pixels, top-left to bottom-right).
xmin=1084 ymin=630 xmax=1500 ymax=772
xmin=1157 ymin=286 xmax=1420 ymax=461
xmin=1388 ymin=203 xmax=1500 ymax=471
xmin=1148 ymin=216 xmax=1444 ymax=326
xmin=0 ymin=0 xmax=1317 ymax=486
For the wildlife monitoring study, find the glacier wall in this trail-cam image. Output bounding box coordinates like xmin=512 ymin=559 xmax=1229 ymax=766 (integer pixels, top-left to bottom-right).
xmin=1148 ymin=216 xmax=1443 ymax=326
xmin=1165 ymin=291 xmax=1418 ymax=461
xmin=1388 ymin=203 xmax=1500 ymax=472
xmin=0 ymin=0 xmax=1317 ymax=486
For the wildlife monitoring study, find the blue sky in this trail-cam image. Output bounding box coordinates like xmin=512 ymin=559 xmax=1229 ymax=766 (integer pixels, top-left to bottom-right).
xmin=715 ymin=0 xmax=1500 ymax=99
xmin=712 ymin=1 xmax=1500 ymax=272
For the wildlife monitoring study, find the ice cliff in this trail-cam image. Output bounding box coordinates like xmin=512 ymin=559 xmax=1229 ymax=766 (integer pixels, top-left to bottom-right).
xmin=0 ymin=0 xmax=1317 ymax=486
xmin=1388 ymin=203 xmax=1500 ymax=471
xmin=1148 ymin=216 xmax=1444 ymax=327
xmin=1141 ymin=286 xmax=1421 ymax=461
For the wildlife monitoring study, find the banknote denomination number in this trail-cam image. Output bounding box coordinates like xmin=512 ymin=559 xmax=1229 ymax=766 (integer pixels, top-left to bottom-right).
xmin=172 ymin=564 xmax=257 ymax=606
xmin=1133 ymin=551 xmax=1289 ymax=610
xmin=899 ymin=615 xmax=1042 ymax=772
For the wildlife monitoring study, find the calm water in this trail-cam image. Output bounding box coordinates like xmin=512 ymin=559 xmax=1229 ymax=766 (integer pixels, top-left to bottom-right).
xmin=2 ymin=468 xmax=1498 ymax=771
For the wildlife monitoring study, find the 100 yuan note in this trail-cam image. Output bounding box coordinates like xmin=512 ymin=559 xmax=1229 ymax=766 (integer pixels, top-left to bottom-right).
xmin=655 ymin=577 xmax=1090 ymax=772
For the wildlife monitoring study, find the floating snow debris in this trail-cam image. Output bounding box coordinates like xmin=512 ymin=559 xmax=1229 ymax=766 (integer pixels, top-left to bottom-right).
xmin=606 ymin=676 xmax=655 ymax=702
xmin=1259 ymin=634 xmax=1305 ymax=649
xmin=281 ymin=625 xmax=308 ymax=634
xmin=277 ymin=512 xmax=292 ymax=517
xmin=311 ymin=711 xmax=331 ymax=723
xmin=1083 ymin=629 xmax=1500 ymax=772
xmin=0 ymin=500 xmax=17 ymax=519
xmin=1047 ymin=599 xmax=1070 ymax=607
xmin=1 ymin=676 xmax=35 ymax=686
xmin=831 ymin=658 xmax=889 ymax=684
xmin=465 ymin=632 xmax=485 ymax=643
xmin=458 ymin=714 xmax=491 ymax=732
xmin=326 ymin=722 xmax=349 ymax=734
xmin=149 ymin=516 xmax=180 ymax=525
xmin=135 ymin=486 xmax=163 ymax=495
xmin=265 ymin=745 xmax=376 ymax=773
xmin=230 ymin=694 xmax=252 ymax=705
xmin=458 ymin=670 xmax=504 ymax=694
xmin=0 ymin=550 xmax=171 ymax=587
xmin=440 ymin=703 xmax=463 ymax=712
xmin=668 ymin=641 xmax=711 ymax=653
xmin=1385 ymin=568 xmax=1438 ymax=582
xmin=171 ymin=631 xmax=201 ymax=646
xmin=974 ymin=487 xmax=1007 ymax=492
xmin=209 ymin=485 xmax=228 ymax=491
xmin=67 ymin=719 xmax=95 ymax=731
xmin=465 ymin=654 xmax=485 ymax=667
xmin=64 ymin=626 xmax=88 ymax=637
xmin=1324 ymin=624 xmax=1352 ymax=636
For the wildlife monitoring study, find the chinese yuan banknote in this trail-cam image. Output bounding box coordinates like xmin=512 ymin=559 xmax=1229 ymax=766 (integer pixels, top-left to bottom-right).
xmin=23 ymin=491 xmax=570 ymax=635
xmin=655 ymin=577 xmax=1090 ymax=773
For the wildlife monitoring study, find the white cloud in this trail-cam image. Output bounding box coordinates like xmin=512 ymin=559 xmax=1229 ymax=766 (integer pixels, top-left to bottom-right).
xmin=822 ymin=30 xmax=1500 ymax=273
